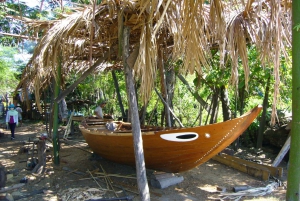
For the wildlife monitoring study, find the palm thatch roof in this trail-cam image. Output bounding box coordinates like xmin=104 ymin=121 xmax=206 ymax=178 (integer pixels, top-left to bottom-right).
xmin=17 ymin=0 xmax=292 ymax=122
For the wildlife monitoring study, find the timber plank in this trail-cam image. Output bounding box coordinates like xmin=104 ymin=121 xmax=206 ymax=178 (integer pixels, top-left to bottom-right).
xmin=218 ymin=154 xmax=283 ymax=177
xmin=212 ymin=154 xmax=283 ymax=181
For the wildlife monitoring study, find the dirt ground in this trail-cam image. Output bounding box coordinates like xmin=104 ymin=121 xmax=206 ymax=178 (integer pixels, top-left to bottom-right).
xmin=0 ymin=121 xmax=288 ymax=201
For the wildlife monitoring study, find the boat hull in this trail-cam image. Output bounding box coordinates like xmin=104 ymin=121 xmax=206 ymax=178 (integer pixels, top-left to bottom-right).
xmin=79 ymin=105 xmax=262 ymax=172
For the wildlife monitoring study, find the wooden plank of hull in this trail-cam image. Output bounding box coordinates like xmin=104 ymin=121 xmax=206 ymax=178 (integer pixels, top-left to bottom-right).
xmin=80 ymin=105 xmax=262 ymax=172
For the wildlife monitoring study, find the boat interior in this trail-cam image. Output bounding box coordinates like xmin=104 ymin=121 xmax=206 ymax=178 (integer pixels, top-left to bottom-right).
xmin=81 ymin=117 xmax=177 ymax=133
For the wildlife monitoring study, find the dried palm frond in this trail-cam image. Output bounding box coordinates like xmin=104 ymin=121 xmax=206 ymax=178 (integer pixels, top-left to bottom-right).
xmin=223 ymin=0 xmax=291 ymax=124
xmin=15 ymin=0 xmax=291 ymax=117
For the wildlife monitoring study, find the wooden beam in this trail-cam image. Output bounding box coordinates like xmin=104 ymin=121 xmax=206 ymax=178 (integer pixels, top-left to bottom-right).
xmin=177 ymin=74 xmax=209 ymax=112
xmin=154 ymin=88 xmax=184 ymax=127
xmin=0 ymin=32 xmax=38 ymax=40
xmin=54 ymin=51 xmax=110 ymax=103
xmin=272 ymin=135 xmax=291 ymax=167
xmin=212 ymin=154 xmax=283 ymax=181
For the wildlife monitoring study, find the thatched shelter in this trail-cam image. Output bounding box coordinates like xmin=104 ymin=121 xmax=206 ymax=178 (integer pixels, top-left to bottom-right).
xmin=10 ymin=1 xmax=294 ymax=200
xmin=16 ymin=0 xmax=291 ymax=123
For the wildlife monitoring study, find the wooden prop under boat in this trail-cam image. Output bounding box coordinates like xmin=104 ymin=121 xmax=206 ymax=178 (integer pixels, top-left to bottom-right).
xmin=79 ymin=105 xmax=262 ymax=173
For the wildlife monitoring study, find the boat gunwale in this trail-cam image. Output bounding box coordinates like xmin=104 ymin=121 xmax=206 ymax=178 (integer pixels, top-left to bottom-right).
xmin=79 ymin=105 xmax=262 ymax=136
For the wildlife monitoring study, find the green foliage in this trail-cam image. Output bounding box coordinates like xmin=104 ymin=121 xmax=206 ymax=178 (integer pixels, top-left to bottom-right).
xmin=294 ymin=24 xmax=300 ymax=31
xmin=0 ymin=46 xmax=19 ymax=96
xmin=0 ymin=1 xmax=52 ymax=46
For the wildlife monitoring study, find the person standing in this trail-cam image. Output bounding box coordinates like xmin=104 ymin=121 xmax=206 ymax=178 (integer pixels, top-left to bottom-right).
xmin=94 ymin=101 xmax=107 ymax=119
xmin=15 ymin=103 xmax=23 ymax=126
xmin=6 ymin=104 xmax=19 ymax=140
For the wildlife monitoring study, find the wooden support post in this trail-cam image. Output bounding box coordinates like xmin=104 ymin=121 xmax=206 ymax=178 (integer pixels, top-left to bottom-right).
xmin=52 ymin=57 xmax=61 ymax=165
xmin=272 ymin=135 xmax=291 ymax=167
xmin=64 ymin=111 xmax=74 ymax=139
xmin=32 ymin=139 xmax=46 ymax=174
xmin=123 ymin=26 xmax=150 ymax=200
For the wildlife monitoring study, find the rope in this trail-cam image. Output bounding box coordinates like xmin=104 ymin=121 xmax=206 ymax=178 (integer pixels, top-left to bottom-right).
xmin=218 ymin=182 xmax=278 ymax=201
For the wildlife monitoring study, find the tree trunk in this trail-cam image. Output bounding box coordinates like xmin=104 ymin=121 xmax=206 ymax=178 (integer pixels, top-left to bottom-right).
xmin=48 ymin=84 xmax=54 ymax=138
xmin=139 ymin=104 xmax=147 ymax=126
xmin=123 ymin=26 xmax=150 ymax=201
xmin=52 ymin=58 xmax=61 ymax=165
xmin=209 ymin=87 xmax=219 ymax=124
xmin=256 ymin=75 xmax=270 ymax=149
xmin=220 ymin=85 xmax=231 ymax=121
xmin=166 ymin=67 xmax=176 ymax=126
xmin=233 ymin=85 xmax=246 ymax=151
xmin=158 ymin=48 xmax=171 ymax=127
xmin=238 ymin=85 xmax=246 ymax=116
xmin=287 ymin=1 xmax=300 ymax=199
xmin=112 ymin=70 xmax=126 ymax=120
xmin=177 ymin=74 xmax=209 ymax=112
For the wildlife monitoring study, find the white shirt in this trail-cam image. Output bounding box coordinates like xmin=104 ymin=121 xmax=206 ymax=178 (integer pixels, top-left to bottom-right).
xmin=6 ymin=109 xmax=19 ymax=124
xmin=94 ymin=106 xmax=103 ymax=118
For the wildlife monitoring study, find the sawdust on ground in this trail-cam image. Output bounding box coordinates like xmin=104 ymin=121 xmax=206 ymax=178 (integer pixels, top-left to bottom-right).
xmin=0 ymin=121 xmax=287 ymax=201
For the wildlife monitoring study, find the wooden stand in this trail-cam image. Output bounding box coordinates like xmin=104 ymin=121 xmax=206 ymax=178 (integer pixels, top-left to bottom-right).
xmin=150 ymin=172 xmax=184 ymax=189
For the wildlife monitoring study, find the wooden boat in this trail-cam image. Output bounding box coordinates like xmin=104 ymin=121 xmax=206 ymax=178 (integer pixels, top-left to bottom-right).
xmin=79 ymin=105 xmax=262 ymax=173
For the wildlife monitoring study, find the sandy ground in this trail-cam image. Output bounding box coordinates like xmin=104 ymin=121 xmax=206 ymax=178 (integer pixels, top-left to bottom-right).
xmin=0 ymin=121 xmax=287 ymax=201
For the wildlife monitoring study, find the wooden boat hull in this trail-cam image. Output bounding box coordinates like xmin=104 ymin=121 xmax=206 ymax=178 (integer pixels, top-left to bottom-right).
xmin=79 ymin=105 xmax=262 ymax=173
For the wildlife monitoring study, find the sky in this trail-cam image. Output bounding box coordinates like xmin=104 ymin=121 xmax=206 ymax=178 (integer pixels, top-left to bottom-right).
xmin=19 ymin=0 xmax=41 ymax=8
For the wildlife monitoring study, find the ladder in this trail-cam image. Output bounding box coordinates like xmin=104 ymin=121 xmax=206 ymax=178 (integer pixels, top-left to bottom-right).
xmin=63 ymin=111 xmax=75 ymax=140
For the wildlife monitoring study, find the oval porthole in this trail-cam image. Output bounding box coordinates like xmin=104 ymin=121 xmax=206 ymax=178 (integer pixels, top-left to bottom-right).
xmin=176 ymin=134 xmax=197 ymax=139
xmin=160 ymin=132 xmax=198 ymax=142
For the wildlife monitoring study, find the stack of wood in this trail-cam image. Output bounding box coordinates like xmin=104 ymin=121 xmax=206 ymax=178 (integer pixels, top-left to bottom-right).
xmin=150 ymin=172 xmax=184 ymax=189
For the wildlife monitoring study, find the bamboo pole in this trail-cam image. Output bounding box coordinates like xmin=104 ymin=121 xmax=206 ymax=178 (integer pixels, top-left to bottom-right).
xmin=52 ymin=57 xmax=61 ymax=165
xmin=286 ymin=1 xmax=300 ymax=199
